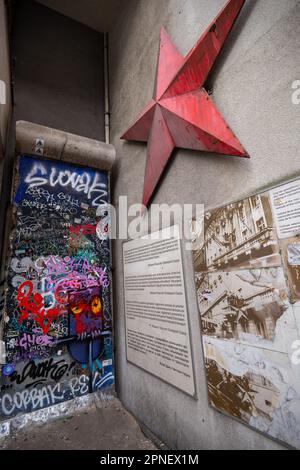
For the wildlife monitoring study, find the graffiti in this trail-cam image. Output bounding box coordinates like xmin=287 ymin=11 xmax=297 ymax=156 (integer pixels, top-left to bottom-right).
xmin=69 ymin=375 xmax=89 ymax=396
xmin=15 ymin=224 xmax=43 ymax=242
xmin=42 ymin=256 xmax=110 ymax=300
xmin=69 ymin=224 xmax=97 ymax=251
xmin=2 ymin=365 xmax=14 ymax=377
xmin=11 ymin=257 xmax=38 ymax=274
xmin=26 ymin=187 xmax=80 ymax=207
xmin=1 ymin=155 xmax=114 ymax=421
xmin=0 ymin=375 xmax=92 ymax=416
xmin=17 ymin=281 xmax=63 ymax=334
xmin=23 ymin=161 xmax=108 ymax=207
xmin=7 ymin=358 xmax=76 ymax=387
xmin=68 ymin=286 xmax=102 ymax=337
xmin=44 ymin=255 xmax=106 ymax=278
xmin=2 ymin=383 xmax=63 ymax=416
xmin=21 ymin=199 xmax=47 ymax=211
xmin=55 ymin=270 xmax=108 ymax=293
xmin=93 ymin=370 xmax=114 ymax=391
xmin=23 ymin=187 xmax=81 ymax=217
xmin=96 ymin=205 xmax=111 ymax=241
xmin=70 ymin=224 xmax=96 ymax=236
xmin=6 ymin=332 xmax=55 ymax=351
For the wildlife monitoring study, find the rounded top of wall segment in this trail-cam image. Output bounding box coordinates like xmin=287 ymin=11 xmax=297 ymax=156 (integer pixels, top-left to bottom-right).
xmin=15 ymin=120 xmax=116 ymax=171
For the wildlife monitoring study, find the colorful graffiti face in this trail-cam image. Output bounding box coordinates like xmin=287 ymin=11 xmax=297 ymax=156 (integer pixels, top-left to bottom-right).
xmin=68 ymin=287 xmax=102 ymax=336
xmin=0 ymin=156 xmax=114 ymax=420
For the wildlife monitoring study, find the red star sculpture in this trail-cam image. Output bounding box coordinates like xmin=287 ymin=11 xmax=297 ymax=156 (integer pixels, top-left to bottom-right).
xmin=121 ymin=0 xmax=249 ymax=207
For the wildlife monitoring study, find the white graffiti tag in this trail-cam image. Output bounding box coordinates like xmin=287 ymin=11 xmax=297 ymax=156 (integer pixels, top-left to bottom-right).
xmin=24 ymin=163 xmax=108 ymax=207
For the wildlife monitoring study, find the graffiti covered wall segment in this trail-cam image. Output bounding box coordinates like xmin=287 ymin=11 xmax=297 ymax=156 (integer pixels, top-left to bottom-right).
xmin=0 ymin=156 xmax=114 ymax=419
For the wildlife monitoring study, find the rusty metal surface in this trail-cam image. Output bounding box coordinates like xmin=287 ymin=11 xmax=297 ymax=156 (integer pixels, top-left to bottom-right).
xmin=121 ymin=0 xmax=249 ymax=207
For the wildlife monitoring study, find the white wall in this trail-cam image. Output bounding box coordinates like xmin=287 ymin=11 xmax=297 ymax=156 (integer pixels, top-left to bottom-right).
xmin=110 ymin=0 xmax=300 ymax=450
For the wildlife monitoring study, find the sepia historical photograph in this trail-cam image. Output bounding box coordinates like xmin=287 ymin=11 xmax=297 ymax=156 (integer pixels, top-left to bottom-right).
xmin=280 ymin=237 xmax=300 ymax=302
xmin=193 ymin=193 xmax=281 ymax=273
xmin=204 ymin=357 xmax=280 ymax=425
xmin=202 ymin=336 xmax=300 ymax=449
xmin=195 ymin=268 xmax=289 ymax=342
xmin=205 ymin=359 xmax=279 ymax=423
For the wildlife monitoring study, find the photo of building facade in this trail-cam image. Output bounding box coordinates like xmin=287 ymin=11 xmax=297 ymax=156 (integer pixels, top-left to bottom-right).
xmin=196 ymin=268 xmax=289 ymax=341
xmin=194 ymin=194 xmax=281 ymax=272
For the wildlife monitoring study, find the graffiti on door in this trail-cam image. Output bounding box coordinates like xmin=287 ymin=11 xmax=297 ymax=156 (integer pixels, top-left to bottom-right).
xmin=0 ymin=155 xmax=114 ymax=419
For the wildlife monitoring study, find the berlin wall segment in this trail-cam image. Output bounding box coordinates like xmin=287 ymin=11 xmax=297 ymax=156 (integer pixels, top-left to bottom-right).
xmin=0 ymin=155 xmax=114 ymax=419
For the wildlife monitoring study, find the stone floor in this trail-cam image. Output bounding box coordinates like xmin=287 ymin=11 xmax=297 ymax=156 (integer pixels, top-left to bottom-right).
xmin=0 ymin=397 xmax=157 ymax=450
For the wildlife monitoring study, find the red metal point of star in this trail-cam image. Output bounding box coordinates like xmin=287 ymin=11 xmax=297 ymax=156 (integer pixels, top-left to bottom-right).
xmin=121 ymin=0 xmax=249 ymax=207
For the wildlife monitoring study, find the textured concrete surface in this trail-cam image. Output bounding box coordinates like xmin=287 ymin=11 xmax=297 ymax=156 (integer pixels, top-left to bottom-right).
xmin=109 ymin=0 xmax=300 ymax=450
xmin=13 ymin=0 xmax=105 ymax=142
xmin=0 ymin=0 xmax=11 ymax=158
xmin=0 ymin=398 xmax=157 ymax=450
xmin=16 ymin=121 xmax=116 ymax=170
xmin=36 ymin=0 xmax=121 ymax=33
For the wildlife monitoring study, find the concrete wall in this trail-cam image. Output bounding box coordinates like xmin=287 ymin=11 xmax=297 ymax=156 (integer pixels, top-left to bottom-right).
xmin=12 ymin=0 xmax=105 ymax=141
xmin=110 ymin=0 xmax=300 ymax=450
xmin=0 ymin=0 xmax=11 ymax=160
xmin=36 ymin=0 xmax=122 ymax=33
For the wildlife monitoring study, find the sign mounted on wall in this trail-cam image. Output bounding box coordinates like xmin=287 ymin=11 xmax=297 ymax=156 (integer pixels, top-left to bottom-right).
xmin=192 ymin=177 xmax=300 ymax=449
xmin=121 ymin=0 xmax=248 ymax=207
xmin=123 ymin=226 xmax=195 ymax=397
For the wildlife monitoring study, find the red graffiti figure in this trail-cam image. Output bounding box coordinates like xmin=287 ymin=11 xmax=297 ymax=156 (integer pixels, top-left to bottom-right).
xmin=17 ymin=281 xmax=62 ymax=334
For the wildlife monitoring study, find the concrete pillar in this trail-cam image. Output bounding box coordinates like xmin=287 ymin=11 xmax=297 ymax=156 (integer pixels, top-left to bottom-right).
xmin=16 ymin=121 xmax=116 ymax=170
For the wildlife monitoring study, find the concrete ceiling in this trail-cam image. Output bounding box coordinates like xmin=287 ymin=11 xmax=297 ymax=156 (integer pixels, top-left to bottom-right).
xmin=36 ymin=0 xmax=120 ymax=32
